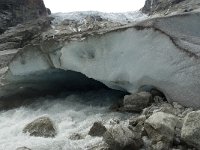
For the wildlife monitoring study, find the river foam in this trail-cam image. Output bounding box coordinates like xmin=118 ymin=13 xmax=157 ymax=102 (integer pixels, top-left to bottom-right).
xmin=0 ymin=90 xmax=130 ymax=150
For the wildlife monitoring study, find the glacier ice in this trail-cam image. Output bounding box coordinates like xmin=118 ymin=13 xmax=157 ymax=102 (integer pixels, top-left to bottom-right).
xmin=52 ymin=11 xmax=147 ymax=25
xmin=3 ymin=12 xmax=200 ymax=108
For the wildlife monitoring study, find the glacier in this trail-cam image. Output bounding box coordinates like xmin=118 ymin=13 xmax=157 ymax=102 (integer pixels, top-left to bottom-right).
xmin=1 ymin=12 xmax=200 ymax=108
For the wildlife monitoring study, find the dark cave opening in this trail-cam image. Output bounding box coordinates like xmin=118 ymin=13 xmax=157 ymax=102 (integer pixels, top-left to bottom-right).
xmin=0 ymin=69 xmax=128 ymax=110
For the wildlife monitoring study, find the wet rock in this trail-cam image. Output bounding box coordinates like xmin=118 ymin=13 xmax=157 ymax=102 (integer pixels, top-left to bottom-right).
xmin=103 ymin=125 xmax=143 ymax=150
xmin=181 ymin=110 xmax=200 ymax=149
xmin=23 ymin=116 xmax=56 ymax=138
xmin=88 ymin=122 xmax=107 ymax=137
xmin=16 ymin=147 xmax=31 ymax=150
xmin=144 ymin=112 xmax=179 ymax=146
xmin=121 ymin=92 xmax=152 ymax=112
xmin=69 ymin=133 xmax=84 ymax=140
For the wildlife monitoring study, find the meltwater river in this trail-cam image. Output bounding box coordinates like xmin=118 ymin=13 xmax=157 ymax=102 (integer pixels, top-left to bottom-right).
xmin=0 ymin=90 xmax=131 ymax=150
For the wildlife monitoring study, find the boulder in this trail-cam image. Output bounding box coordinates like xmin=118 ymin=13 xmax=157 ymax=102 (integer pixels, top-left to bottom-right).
xmin=23 ymin=116 xmax=56 ymax=138
xmin=88 ymin=122 xmax=107 ymax=137
xmin=142 ymin=102 xmax=175 ymax=118
xmin=144 ymin=112 xmax=179 ymax=144
xmin=142 ymin=101 xmax=189 ymax=118
xmin=122 ymin=92 xmax=152 ymax=112
xmin=103 ymin=125 xmax=143 ymax=150
xmin=181 ymin=111 xmax=200 ymax=149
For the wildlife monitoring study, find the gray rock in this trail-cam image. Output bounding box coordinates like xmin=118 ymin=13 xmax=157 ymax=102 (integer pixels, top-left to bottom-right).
xmin=181 ymin=111 xmax=200 ymax=149
xmin=88 ymin=122 xmax=107 ymax=137
xmin=0 ymin=42 xmax=19 ymax=51
xmin=142 ymin=0 xmax=199 ymax=15
xmin=144 ymin=112 xmax=179 ymax=143
xmin=103 ymin=125 xmax=143 ymax=150
xmin=142 ymin=102 xmax=176 ymax=117
xmin=129 ymin=115 xmax=146 ymax=126
xmin=0 ymin=0 xmax=48 ymax=34
xmin=142 ymin=101 xmax=188 ymax=118
xmin=122 ymin=92 xmax=152 ymax=112
xmin=181 ymin=108 xmax=193 ymax=117
xmin=23 ymin=116 xmax=56 ymax=138
xmin=151 ymin=141 xmax=170 ymax=150
xmin=0 ymin=16 xmax=52 ymax=76
xmin=142 ymin=0 xmax=183 ymax=14
xmin=138 ymin=85 xmax=166 ymax=101
xmin=0 ymin=49 xmax=19 ymax=69
xmin=69 ymin=133 xmax=84 ymax=140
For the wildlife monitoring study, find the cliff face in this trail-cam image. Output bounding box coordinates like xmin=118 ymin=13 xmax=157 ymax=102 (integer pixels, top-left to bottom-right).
xmin=142 ymin=0 xmax=200 ymax=15
xmin=0 ymin=0 xmax=49 ymax=34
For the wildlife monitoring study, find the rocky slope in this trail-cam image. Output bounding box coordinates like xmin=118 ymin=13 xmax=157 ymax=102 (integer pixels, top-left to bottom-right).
xmin=0 ymin=0 xmax=49 ymax=34
xmin=0 ymin=0 xmax=51 ymax=74
xmin=104 ymin=92 xmax=200 ymax=150
xmin=142 ymin=0 xmax=200 ymax=15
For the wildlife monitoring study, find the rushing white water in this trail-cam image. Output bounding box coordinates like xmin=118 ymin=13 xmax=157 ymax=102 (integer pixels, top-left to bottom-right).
xmin=0 ymin=90 xmax=130 ymax=150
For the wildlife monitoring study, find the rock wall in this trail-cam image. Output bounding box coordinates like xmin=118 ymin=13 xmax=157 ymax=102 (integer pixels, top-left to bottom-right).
xmin=0 ymin=0 xmax=49 ymax=34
